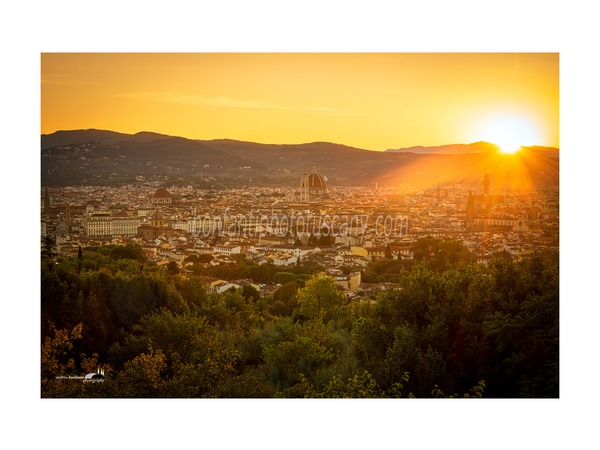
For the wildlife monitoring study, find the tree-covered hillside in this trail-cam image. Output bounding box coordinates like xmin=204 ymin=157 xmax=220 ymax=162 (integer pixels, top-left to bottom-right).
xmin=41 ymin=242 xmax=558 ymax=398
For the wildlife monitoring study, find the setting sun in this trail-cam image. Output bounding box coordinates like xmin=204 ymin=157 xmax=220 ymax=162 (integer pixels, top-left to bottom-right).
xmin=37 ymin=50 xmax=560 ymax=404
xmin=499 ymin=146 xmax=522 ymax=155
xmin=41 ymin=53 xmax=559 ymax=151
xmin=478 ymin=115 xmax=541 ymax=154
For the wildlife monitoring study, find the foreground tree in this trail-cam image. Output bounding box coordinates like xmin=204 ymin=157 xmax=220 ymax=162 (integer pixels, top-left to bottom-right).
xmin=294 ymin=275 xmax=348 ymax=322
xmin=110 ymin=308 xmax=240 ymax=397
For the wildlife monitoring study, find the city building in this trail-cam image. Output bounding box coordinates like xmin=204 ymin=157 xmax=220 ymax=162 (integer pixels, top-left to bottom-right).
xmin=333 ymin=271 xmax=362 ymax=290
xmin=152 ymin=188 xmax=173 ymax=205
xmin=112 ymin=210 xmax=141 ymax=237
xmin=84 ymin=212 xmax=113 ymax=238
xmin=83 ymin=211 xmax=141 ymax=238
xmin=137 ymin=210 xmax=177 ymax=240
xmin=286 ymin=164 xmax=328 ymax=202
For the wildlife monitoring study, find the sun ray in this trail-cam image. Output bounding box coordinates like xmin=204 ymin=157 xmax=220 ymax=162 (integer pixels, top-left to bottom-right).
xmin=477 ymin=115 xmax=541 ymax=154
xmin=379 ymin=145 xmax=559 ymax=193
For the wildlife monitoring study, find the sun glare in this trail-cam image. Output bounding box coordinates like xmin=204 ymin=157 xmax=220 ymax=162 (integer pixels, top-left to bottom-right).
xmin=479 ymin=116 xmax=540 ymax=154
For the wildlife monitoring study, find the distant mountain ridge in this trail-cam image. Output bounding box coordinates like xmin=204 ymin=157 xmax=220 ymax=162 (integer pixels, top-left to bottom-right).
xmin=386 ymin=141 xmax=559 ymax=157
xmin=386 ymin=141 xmax=500 ymax=155
xmin=42 ymin=129 xmax=559 ymax=157
xmin=43 ymin=129 xmax=186 ymax=148
xmin=41 ymin=129 xmax=559 ymax=188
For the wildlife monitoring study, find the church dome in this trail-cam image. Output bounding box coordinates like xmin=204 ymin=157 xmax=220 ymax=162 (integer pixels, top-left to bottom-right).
xmin=308 ymin=172 xmax=326 ymax=190
xmin=150 ymin=209 xmax=165 ymax=221
xmin=154 ymin=188 xmax=172 ymax=198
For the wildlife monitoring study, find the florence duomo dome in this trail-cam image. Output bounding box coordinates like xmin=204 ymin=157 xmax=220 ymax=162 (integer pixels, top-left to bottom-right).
xmin=285 ymin=163 xmax=328 ymax=203
xmin=300 ymin=163 xmax=327 ymax=202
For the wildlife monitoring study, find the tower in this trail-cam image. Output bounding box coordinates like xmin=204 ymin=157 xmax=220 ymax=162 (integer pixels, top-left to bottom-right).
xmin=466 ymin=190 xmax=475 ymax=229
xmin=466 ymin=190 xmax=475 ymax=219
xmin=483 ymin=173 xmax=490 ymax=196
xmin=300 ymin=173 xmax=310 ymax=202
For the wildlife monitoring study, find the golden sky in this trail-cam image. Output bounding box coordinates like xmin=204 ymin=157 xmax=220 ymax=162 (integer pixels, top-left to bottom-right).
xmin=41 ymin=53 xmax=559 ymax=151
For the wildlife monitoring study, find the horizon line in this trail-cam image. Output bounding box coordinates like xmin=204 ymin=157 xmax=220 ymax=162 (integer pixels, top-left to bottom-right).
xmin=41 ymin=127 xmax=560 ymax=152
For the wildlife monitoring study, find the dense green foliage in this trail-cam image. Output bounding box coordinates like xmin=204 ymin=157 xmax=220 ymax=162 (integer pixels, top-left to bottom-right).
xmin=41 ymin=241 xmax=559 ymax=398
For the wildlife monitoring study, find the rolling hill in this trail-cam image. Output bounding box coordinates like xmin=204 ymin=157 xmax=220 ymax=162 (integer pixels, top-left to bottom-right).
xmin=41 ymin=129 xmax=559 ymax=189
xmin=385 ymin=141 xmax=559 ymax=158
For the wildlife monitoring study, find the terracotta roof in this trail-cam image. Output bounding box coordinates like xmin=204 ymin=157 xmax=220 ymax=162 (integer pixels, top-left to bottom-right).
xmin=154 ymin=188 xmax=172 ymax=198
xmin=308 ymin=172 xmax=326 ymax=189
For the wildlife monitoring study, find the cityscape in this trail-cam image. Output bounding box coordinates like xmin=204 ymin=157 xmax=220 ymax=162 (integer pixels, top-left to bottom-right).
xmin=42 ymin=163 xmax=559 ymax=300
xmin=40 ymin=53 xmax=559 ymax=401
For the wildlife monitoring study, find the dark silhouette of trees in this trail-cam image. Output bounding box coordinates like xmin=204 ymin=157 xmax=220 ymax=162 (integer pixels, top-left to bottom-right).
xmin=270 ymin=281 xmax=299 ymax=316
xmin=40 ymin=241 xmax=558 ymax=398
xmin=42 ymin=236 xmax=56 ymax=258
xmin=412 ymin=237 xmax=472 ymax=272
